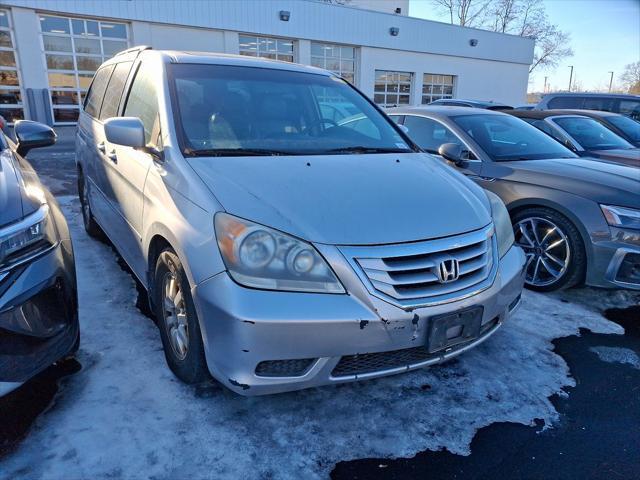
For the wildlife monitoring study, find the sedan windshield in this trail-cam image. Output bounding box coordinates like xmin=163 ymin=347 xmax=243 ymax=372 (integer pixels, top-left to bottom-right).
xmin=451 ymin=114 xmax=577 ymax=161
xmin=606 ymin=115 xmax=640 ymax=143
xmin=169 ymin=64 xmax=412 ymax=156
xmin=553 ymin=116 xmax=634 ymax=151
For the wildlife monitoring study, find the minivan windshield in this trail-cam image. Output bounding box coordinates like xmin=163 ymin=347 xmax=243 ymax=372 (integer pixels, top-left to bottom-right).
xmin=451 ymin=114 xmax=578 ymax=161
xmin=169 ymin=64 xmax=412 ymax=156
xmin=553 ymin=116 xmax=635 ymax=151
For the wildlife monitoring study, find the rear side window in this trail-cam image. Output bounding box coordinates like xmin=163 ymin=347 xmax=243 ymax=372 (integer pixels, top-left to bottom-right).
xmin=522 ymin=118 xmax=568 ymax=144
xmin=547 ymin=96 xmax=584 ymax=109
xmin=619 ymin=100 xmax=640 ymax=121
xmin=84 ymin=65 xmax=114 ymax=118
xmin=124 ymin=64 xmax=160 ymax=147
xmin=100 ymin=61 xmax=133 ymax=120
xmin=583 ymin=97 xmax=614 ymax=112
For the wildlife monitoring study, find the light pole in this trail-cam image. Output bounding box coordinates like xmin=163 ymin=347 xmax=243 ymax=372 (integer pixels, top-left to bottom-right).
xmin=568 ymin=65 xmax=574 ymax=91
xmin=544 ymin=76 xmax=548 ymax=93
xmin=608 ymin=71 xmax=614 ymax=92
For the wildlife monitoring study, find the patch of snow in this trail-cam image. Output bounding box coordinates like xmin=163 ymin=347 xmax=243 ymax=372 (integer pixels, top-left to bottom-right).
xmin=590 ymin=346 xmax=640 ymax=369
xmin=0 ymin=197 xmax=624 ymax=480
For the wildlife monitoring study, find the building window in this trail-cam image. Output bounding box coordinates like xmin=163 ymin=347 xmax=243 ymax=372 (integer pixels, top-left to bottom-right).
xmin=422 ymin=73 xmax=455 ymax=104
xmin=238 ymin=35 xmax=294 ymax=62
xmin=0 ymin=9 xmax=25 ymax=124
xmin=38 ymin=14 xmax=129 ymax=124
xmin=310 ymin=42 xmax=356 ymax=84
xmin=374 ymin=70 xmax=412 ymax=107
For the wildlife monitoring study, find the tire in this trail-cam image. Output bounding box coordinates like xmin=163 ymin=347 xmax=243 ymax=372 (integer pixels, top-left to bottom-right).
xmin=153 ymin=248 xmax=209 ymax=384
xmin=77 ymin=169 xmax=103 ymax=238
xmin=512 ymin=207 xmax=586 ymax=292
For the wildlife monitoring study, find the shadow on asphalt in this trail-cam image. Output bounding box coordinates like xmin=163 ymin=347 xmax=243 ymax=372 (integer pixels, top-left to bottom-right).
xmin=331 ymin=305 xmax=640 ymax=480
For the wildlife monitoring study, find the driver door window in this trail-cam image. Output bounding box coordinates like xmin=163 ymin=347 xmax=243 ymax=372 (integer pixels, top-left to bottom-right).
xmin=403 ymin=115 xmax=462 ymax=154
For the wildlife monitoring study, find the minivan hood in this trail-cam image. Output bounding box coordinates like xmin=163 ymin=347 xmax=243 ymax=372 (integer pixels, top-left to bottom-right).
xmin=0 ymin=149 xmax=23 ymax=228
xmin=189 ymin=153 xmax=491 ymax=245
xmin=500 ymin=157 xmax=640 ymax=208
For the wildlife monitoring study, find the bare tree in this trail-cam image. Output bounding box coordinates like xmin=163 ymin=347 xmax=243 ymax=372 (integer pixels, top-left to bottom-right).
xmin=430 ymin=0 xmax=492 ymax=28
xmin=620 ymin=61 xmax=640 ymax=94
xmin=434 ymin=0 xmax=573 ymax=74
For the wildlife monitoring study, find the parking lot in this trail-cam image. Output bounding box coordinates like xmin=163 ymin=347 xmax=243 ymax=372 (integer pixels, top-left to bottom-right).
xmin=0 ymin=138 xmax=638 ymax=479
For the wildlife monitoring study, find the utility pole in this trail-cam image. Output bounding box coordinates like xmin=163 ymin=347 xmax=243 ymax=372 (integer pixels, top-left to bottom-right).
xmin=568 ymin=65 xmax=574 ymax=91
xmin=544 ymin=76 xmax=548 ymax=93
xmin=608 ymin=71 xmax=614 ymax=92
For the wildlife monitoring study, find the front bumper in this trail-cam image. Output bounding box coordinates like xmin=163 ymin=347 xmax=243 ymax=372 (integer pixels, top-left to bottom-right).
xmin=0 ymin=239 xmax=78 ymax=389
xmin=193 ymin=245 xmax=526 ymax=396
xmin=588 ymin=227 xmax=640 ymax=290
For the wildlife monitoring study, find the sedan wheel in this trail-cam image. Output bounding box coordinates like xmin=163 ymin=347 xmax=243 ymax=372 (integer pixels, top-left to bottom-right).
xmin=515 ymin=217 xmax=570 ymax=287
xmin=512 ymin=207 xmax=585 ymax=291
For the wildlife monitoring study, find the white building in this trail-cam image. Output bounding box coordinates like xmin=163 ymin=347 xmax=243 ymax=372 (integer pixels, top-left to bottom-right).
xmin=0 ymin=0 xmax=534 ymax=125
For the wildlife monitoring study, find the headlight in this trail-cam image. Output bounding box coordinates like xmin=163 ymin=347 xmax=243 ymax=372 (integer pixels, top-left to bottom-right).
xmin=214 ymin=213 xmax=345 ymax=293
xmin=485 ymin=191 xmax=514 ymax=258
xmin=600 ymin=204 xmax=640 ymax=230
xmin=0 ymin=205 xmax=55 ymax=269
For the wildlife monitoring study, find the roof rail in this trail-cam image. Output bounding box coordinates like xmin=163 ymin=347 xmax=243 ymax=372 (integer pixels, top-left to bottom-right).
xmin=114 ymin=45 xmax=152 ymax=57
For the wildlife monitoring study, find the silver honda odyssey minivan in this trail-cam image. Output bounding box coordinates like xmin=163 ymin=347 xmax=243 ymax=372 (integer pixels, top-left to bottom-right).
xmin=75 ymin=47 xmax=525 ymax=395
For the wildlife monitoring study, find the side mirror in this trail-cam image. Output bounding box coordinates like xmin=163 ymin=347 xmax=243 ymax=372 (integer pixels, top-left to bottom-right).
xmin=14 ymin=120 xmax=57 ymax=157
xmin=398 ymin=124 xmax=409 ymax=134
xmin=438 ymin=143 xmax=468 ymax=167
xmin=104 ymin=117 xmax=145 ymax=148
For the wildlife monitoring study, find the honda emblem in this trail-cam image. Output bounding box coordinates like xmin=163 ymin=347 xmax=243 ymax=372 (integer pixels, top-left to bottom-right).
xmin=437 ymin=258 xmax=460 ymax=283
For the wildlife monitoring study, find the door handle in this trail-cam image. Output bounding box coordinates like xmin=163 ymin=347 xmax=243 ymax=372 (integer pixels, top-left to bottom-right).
xmin=97 ymin=141 xmax=106 ymax=154
xmin=107 ymin=149 xmax=118 ymax=164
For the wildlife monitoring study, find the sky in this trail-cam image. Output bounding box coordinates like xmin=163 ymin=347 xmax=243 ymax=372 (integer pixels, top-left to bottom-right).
xmin=408 ymin=0 xmax=640 ymax=93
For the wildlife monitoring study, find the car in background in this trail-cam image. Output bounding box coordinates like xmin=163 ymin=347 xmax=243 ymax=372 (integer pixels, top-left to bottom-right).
xmin=514 ymin=105 xmax=536 ymax=111
xmin=428 ymin=99 xmax=514 ymax=110
xmin=528 ymin=109 xmax=639 ymax=148
xmin=508 ymin=110 xmax=639 ymax=168
xmin=536 ymin=93 xmax=640 ymax=121
xmin=0 ymin=121 xmax=79 ymax=396
xmin=388 ymin=106 xmax=640 ymax=292
xmin=75 ymin=48 xmax=525 ymax=395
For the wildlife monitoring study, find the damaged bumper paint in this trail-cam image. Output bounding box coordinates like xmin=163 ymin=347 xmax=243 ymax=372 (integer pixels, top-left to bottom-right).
xmin=193 ymin=244 xmax=526 ymax=396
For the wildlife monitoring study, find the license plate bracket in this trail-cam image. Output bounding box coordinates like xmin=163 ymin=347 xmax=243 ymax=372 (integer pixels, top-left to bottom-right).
xmin=427 ymin=306 xmax=483 ymax=353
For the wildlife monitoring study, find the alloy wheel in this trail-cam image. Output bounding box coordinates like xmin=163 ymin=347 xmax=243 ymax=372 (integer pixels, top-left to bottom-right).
xmin=162 ymin=271 xmax=189 ymax=360
xmin=514 ymin=217 xmax=571 ymax=287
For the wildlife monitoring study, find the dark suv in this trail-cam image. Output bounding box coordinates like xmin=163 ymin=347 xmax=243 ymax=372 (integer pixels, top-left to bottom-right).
xmin=536 ymin=93 xmax=640 ymax=121
xmin=0 ymin=121 xmax=79 ymax=396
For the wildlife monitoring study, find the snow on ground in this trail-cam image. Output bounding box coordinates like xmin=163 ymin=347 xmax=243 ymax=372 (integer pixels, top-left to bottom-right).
xmin=0 ymin=197 xmax=630 ymax=480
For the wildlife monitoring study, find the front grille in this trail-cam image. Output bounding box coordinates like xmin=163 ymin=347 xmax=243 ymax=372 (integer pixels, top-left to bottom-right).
xmin=332 ymin=347 xmax=432 ymax=377
xmin=255 ymin=358 xmax=316 ymax=377
xmin=341 ymin=225 xmax=496 ymax=308
xmin=332 ymin=315 xmax=500 ymax=378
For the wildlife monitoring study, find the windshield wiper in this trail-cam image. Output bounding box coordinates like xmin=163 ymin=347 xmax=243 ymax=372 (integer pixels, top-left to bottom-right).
xmin=325 ymin=146 xmax=411 ymax=154
xmin=183 ymin=148 xmax=292 ymax=157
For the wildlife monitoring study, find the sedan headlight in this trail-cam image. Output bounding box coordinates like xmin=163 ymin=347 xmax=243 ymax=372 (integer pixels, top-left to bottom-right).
xmin=214 ymin=213 xmax=344 ymax=293
xmin=0 ymin=205 xmax=55 ymax=269
xmin=485 ymin=191 xmax=514 ymax=258
xmin=600 ymin=204 xmax=640 ymax=230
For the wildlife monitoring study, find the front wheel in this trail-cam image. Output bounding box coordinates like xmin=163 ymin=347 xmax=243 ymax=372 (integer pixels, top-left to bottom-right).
xmin=153 ymin=248 xmax=209 ymax=384
xmin=512 ymin=207 xmax=585 ymax=291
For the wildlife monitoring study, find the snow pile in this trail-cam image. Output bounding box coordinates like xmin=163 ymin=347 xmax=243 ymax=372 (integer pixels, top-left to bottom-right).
xmin=590 ymin=346 xmax=640 ymax=369
xmin=0 ymin=197 xmax=625 ymax=480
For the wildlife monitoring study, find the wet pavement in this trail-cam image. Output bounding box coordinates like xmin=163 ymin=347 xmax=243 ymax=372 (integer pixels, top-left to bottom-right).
xmin=331 ymin=304 xmax=640 ymax=479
